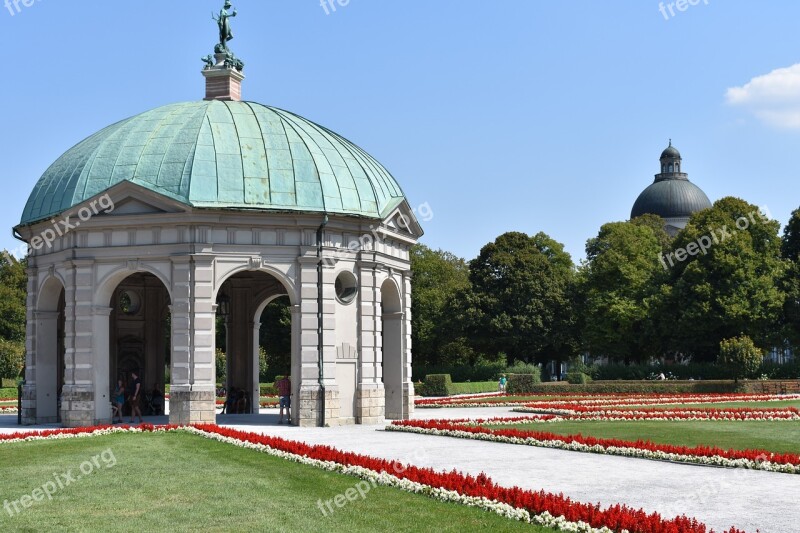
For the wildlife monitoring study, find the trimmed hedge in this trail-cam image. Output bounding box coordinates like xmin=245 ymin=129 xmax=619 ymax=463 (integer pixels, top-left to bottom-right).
xmin=522 ymin=380 xmax=741 ymax=394
xmin=449 ymin=381 xmax=498 ymax=395
xmin=412 ymin=362 xmax=506 ymax=383
xmin=260 ymin=384 xmax=279 ymax=396
xmin=566 ymin=371 xmax=592 ymax=385
xmin=0 ymin=387 xmax=17 ymax=398
xmin=507 ymin=374 xmax=539 ymax=394
xmin=424 ymin=374 xmax=453 ymax=396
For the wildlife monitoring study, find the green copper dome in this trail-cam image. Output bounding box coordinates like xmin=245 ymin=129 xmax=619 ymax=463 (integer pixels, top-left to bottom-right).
xmin=20 ymin=100 xmax=406 ymax=226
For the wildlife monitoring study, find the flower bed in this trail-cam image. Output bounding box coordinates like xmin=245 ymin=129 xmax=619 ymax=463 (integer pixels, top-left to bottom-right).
xmin=418 ymin=392 xmax=800 ymax=409
xmin=511 ymin=405 xmax=800 ymax=421
xmin=388 ymin=418 xmax=800 ymax=474
xmin=0 ymin=423 xmax=743 ymax=533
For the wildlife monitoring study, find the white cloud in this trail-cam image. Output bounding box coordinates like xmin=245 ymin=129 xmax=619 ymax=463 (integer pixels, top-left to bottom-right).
xmin=725 ymin=63 xmax=800 ymax=129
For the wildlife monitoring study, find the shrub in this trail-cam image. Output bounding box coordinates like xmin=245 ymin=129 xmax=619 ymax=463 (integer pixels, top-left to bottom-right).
xmin=507 ymin=374 xmax=539 ymax=394
xmin=0 ymin=339 xmax=24 ymax=380
xmin=505 ymin=361 xmax=541 ymax=381
xmin=258 ymin=346 xmax=269 ymax=382
xmin=566 ymin=370 xmax=592 ymax=384
xmin=718 ymin=335 xmax=764 ymax=383
xmin=521 ymin=380 xmax=740 ymax=394
xmin=412 ymin=360 xmax=506 ymax=383
xmin=424 ymin=374 xmax=453 ymax=396
xmin=215 ymin=349 xmax=226 ymax=383
xmin=259 ymin=384 xmax=278 ymax=396
xmin=449 ymin=381 xmax=498 ymax=395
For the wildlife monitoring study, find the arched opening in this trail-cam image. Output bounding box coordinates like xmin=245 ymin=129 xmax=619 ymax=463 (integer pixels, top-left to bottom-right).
xmin=381 ymin=279 xmax=404 ymax=420
xmin=35 ymin=277 xmax=65 ymax=423
xmin=215 ymin=270 xmax=294 ymax=422
xmin=109 ymin=273 xmax=171 ymax=421
xmin=668 ymin=163 xmax=674 ymax=173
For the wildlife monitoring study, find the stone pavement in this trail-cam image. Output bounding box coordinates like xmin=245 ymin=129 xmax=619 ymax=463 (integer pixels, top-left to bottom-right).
xmin=2 ymin=405 xmax=797 ymax=532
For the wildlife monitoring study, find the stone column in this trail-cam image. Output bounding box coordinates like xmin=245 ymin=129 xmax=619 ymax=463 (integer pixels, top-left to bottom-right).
xmin=61 ymin=260 xmax=97 ymax=428
xmin=251 ymin=320 xmax=261 ymax=414
xmin=33 ymin=311 xmax=59 ymax=423
xmin=21 ymin=268 xmax=38 ymax=425
xmin=296 ymin=254 xmax=339 ymax=427
xmin=356 ymin=262 xmax=385 ymax=424
xmin=401 ymin=272 xmax=415 ymax=419
xmin=91 ymin=306 xmax=113 ymax=424
xmin=169 ymin=256 xmax=216 ymax=425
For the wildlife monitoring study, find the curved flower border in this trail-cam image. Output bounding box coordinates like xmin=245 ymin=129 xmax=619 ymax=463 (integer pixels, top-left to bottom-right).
xmin=417 ymin=392 xmax=800 ymax=409
xmin=388 ymin=419 xmax=799 ymax=475
xmin=0 ymin=423 xmax=743 ymax=533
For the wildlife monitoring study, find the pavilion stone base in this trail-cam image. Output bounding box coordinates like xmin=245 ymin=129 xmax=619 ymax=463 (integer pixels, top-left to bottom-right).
xmin=385 ymin=383 xmax=415 ymax=421
xmin=169 ymin=386 xmax=216 ymax=425
xmin=21 ymin=384 xmax=37 ymax=426
xmin=61 ymin=386 xmax=104 ymax=427
xmin=356 ymin=385 xmax=386 ymax=425
xmin=298 ymin=386 xmax=340 ymax=427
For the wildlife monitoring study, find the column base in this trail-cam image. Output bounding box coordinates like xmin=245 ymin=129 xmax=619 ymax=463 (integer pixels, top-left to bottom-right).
xmin=385 ymin=382 xmax=415 ymax=421
xmin=297 ymin=386 xmax=340 ymax=427
xmin=60 ymin=386 xmax=97 ymax=428
xmin=169 ymin=386 xmax=216 ymax=425
xmin=357 ymin=384 xmax=386 ymax=425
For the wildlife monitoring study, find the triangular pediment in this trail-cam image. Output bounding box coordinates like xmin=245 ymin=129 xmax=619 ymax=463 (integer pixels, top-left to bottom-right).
xmin=380 ymin=200 xmax=424 ymax=243
xmin=81 ymin=181 xmax=190 ymax=218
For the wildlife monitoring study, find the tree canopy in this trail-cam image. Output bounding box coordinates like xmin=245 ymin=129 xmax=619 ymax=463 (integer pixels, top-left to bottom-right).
xmin=467 ymin=232 xmax=577 ymax=364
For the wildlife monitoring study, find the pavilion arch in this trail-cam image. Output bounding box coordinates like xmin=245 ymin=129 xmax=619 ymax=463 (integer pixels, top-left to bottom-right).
xmin=381 ymin=277 xmax=404 ymax=420
xmin=214 ymin=267 xmax=297 ymax=420
xmin=94 ymin=264 xmax=173 ymax=308
xmin=33 ymin=275 xmax=66 ymax=423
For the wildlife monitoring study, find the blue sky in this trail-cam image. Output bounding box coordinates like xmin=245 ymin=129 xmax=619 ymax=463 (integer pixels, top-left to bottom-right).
xmin=1 ymin=0 xmax=799 ymax=263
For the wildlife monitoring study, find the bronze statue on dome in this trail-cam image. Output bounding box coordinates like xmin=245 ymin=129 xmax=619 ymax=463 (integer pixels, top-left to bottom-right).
xmin=213 ymin=1 xmax=237 ymax=53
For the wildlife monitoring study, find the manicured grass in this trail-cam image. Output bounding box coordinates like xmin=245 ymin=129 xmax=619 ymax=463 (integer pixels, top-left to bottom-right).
xmin=0 ymin=432 xmax=554 ymax=532
xmin=486 ymin=420 xmax=800 ymax=454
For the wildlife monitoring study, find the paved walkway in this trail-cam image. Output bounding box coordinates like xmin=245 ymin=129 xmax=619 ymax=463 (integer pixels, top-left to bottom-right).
xmin=2 ymin=406 xmax=797 ymax=532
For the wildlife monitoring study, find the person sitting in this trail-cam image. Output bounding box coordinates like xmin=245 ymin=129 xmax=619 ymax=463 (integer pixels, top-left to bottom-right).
xmin=150 ymin=386 xmax=164 ymax=416
xmin=221 ymin=387 xmax=239 ymax=414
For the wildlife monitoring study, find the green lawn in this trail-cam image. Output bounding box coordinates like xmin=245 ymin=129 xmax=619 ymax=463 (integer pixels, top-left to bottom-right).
xmin=486 ymin=420 xmax=800 ymax=455
xmin=0 ymin=432 xmax=554 ymax=532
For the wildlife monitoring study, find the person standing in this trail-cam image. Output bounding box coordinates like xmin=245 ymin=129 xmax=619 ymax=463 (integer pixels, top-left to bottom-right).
xmin=274 ymin=375 xmax=291 ymax=424
xmin=112 ymin=378 xmax=125 ymax=423
xmin=128 ymin=370 xmax=144 ymax=424
xmin=498 ymin=374 xmax=507 ymax=393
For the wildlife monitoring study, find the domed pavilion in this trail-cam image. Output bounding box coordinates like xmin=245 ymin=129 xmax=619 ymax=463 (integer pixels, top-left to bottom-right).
xmin=631 ymin=142 xmax=712 ymax=235
xmin=14 ymin=7 xmax=422 ymax=428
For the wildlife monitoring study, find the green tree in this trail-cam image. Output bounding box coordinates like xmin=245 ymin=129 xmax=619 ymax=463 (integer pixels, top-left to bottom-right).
xmin=578 ymin=220 xmax=666 ymax=363
xmin=259 ymin=297 xmax=291 ymax=381
xmin=662 ymin=198 xmax=785 ymax=361
xmin=0 ymin=338 xmax=25 ymax=380
xmin=718 ymin=335 xmax=763 ymax=383
xmin=782 ymin=207 xmax=800 ymax=261
xmin=782 ymin=208 xmax=800 ymax=350
xmin=468 ymin=232 xmax=577 ymax=364
xmin=0 ymin=253 xmax=27 ymax=343
xmin=410 ymin=245 xmax=471 ymax=366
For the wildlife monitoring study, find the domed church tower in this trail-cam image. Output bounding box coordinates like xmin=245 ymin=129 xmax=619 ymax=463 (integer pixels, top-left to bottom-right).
xmin=631 ymin=141 xmax=712 ymax=235
xmin=14 ymin=3 xmax=422 ymax=429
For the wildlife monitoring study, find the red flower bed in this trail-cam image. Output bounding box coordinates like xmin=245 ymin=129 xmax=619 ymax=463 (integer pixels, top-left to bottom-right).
xmin=394 ymin=418 xmax=800 ymax=467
